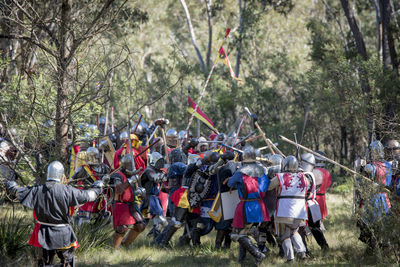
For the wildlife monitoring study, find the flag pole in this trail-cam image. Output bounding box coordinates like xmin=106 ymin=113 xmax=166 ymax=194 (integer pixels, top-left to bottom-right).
xmin=185 ymin=28 xmax=231 ymax=135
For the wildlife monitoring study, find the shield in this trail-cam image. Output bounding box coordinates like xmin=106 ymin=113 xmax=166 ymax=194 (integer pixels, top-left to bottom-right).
xmin=188 ymin=170 xmax=212 ymax=208
xmin=99 ymin=136 xmax=115 ymax=169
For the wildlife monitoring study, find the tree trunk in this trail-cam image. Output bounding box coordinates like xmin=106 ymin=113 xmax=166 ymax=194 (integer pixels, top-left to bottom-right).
xmin=204 ymin=0 xmax=212 ymax=69
xmin=380 ymin=0 xmax=398 ymax=72
xmin=340 ymin=0 xmax=374 ymax=141
xmin=180 ymin=0 xmax=206 ymax=74
xmin=55 ymin=0 xmax=72 ymax=164
xmin=235 ymin=0 xmax=246 ymax=78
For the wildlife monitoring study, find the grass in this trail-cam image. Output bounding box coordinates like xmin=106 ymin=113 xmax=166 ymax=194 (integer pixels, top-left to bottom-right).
xmin=1 ymin=191 xmax=399 ymax=266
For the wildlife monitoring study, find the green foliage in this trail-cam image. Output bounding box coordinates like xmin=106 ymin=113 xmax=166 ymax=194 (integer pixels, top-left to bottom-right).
xmin=0 ymin=211 xmax=32 ymax=262
xmin=73 ymin=222 xmax=114 ymax=253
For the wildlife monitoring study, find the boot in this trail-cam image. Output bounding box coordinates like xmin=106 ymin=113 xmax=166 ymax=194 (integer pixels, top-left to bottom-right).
xmin=177 ymin=233 xmax=191 ymax=247
xmin=238 ymin=236 xmax=266 ymax=265
xmin=158 ymin=224 xmax=178 ymax=247
xmin=223 ymin=230 xmax=232 ymax=249
xmin=215 ymin=230 xmax=225 ymax=249
xmin=113 ymin=233 xmax=124 ymax=249
xmin=238 ymin=243 xmax=247 ymax=264
xmin=122 ymin=229 xmax=141 ymax=247
xmin=191 ymin=229 xmax=201 ymax=247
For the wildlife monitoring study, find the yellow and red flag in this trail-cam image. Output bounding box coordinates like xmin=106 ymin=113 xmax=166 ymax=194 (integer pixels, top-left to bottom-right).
xmin=187 ymin=96 xmax=219 ymax=133
xmin=217 ymin=47 xmax=242 ymax=82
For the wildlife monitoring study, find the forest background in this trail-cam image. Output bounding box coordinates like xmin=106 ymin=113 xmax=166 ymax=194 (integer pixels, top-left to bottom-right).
xmin=1 ymin=0 xmax=400 ymax=180
xmin=1 ymin=0 xmax=400 ymax=265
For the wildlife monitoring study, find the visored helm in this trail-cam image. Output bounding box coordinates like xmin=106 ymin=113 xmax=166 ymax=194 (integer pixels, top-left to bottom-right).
xmin=369 ymin=140 xmax=384 ymax=161
xmin=47 ymin=161 xmax=64 ymax=182
xmin=269 ymin=154 xmax=284 ymax=167
xmin=121 ymin=154 xmax=134 ymax=171
xmin=315 ymin=150 xmax=326 ymax=167
xmin=242 ymin=145 xmax=257 ymax=161
xmin=166 ymin=129 xmax=178 ymax=147
xmin=282 ymin=155 xmax=298 ymax=172
xmin=300 ymin=153 xmax=315 ymax=172
xmin=385 ymin=139 xmax=400 ymax=161
xmin=149 ymin=152 xmax=165 ymax=170
xmin=120 ymin=131 xmax=129 ymax=143
xmin=86 ymin=147 xmax=99 ymax=165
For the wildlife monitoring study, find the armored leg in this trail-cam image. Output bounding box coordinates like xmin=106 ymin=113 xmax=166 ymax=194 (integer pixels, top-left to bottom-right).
xmin=291 ymin=232 xmax=307 ymax=259
xmin=158 ymin=222 xmax=180 ymax=247
xmin=237 ymin=236 xmax=266 ymax=265
xmin=56 ymin=247 xmax=75 ymax=267
xmin=238 ymin=243 xmax=247 ymax=264
xmin=113 ymin=225 xmax=128 ymax=249
xmin=122 ymin=223 xmax=146 ymax=247
xmin=39 ymin=248 xmax=56 ymax=266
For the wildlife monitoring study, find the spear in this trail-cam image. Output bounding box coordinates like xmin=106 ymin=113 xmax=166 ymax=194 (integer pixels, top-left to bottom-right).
xmin=279 ymin=135 xmax=390 ymax=193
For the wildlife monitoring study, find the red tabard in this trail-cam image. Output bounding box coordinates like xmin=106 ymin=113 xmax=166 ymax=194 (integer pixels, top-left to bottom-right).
xmin=113 ymin=142 xmax=146 ymax=172
xmin=315 ymin=168 xmax=331 ymax=219
xmin=112 ymin=171 xmax=136 ymax=228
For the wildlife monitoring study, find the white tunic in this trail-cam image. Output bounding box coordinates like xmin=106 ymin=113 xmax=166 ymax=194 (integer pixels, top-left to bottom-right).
xmin=275 ymin=172 xmax=308 ymax=220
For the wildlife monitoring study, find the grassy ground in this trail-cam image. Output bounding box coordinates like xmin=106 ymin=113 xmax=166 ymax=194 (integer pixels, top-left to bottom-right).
xmin=1 ymin=192 xmax=398 ymax=266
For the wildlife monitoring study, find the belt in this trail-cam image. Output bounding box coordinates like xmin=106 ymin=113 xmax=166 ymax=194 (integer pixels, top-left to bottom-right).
xmin=277 ymin=196 xmax=305 ymax=199
xmin=240 ymin=198 xmax=262 ymax=202
xmin=316 ymin=193 xmax=325 ymax=196
xmin=36 ymin=221 xmax=69 ymax=227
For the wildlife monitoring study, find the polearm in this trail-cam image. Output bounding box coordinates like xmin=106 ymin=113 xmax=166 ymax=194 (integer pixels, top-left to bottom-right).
xmin=279 ymin=135 xmax=390 ymax=193
xmin=244 ymin=107 xmax=286 ymax=157
xmin=232 ymin=115 xmax=246 ymax=147
xmin=185 ymin=28 xmax=231 ymax=135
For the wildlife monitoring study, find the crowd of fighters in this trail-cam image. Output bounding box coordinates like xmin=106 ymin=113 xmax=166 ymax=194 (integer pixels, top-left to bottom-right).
xmin=1 ymin=115 xmax=400 ymax=266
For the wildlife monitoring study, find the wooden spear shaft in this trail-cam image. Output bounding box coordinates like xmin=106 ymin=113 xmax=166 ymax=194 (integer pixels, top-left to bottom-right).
xmin=279 ymin=135 xmax=390 ymax=192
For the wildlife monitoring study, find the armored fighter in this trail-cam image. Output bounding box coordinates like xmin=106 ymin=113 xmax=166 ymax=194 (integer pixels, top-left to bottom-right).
xmin=4 ymin=161 xmax=102 ymax=266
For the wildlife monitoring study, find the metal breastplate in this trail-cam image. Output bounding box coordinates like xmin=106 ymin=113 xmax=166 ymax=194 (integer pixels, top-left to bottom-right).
xmin=188 ymin=170 xmax=212 ymax=208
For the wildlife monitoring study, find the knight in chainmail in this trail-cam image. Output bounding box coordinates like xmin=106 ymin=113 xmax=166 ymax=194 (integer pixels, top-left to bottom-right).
xmin=227 ymin=145 xmax=270 ymax=265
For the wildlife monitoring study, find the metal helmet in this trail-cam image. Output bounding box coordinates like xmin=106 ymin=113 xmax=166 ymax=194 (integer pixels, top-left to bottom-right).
xmin=269 ymin=154 xmax=284 ymax=167
xmin=178 ymin=130 xmax=186 ymax=140
xmin=369 ymin=140 xmax=384 ymax=161
xmin=149 ymin=152 xmax=165 ymax=170
xmin=131 ymin=122 xmax=147 ymax=136
xmin=281 ymin=155 xmax=299 ymax=172
xmin=121 ymin=154 xmax=134 ymax=170
xmin=170 ymin=148 xmax=187 ymax=164
xmin=315 ymin=150 xmax=326 ymax=167
xmin=47 ymin=161 xmax=64 ymax=182
xmin=216 ymin=133 xmax=226 ymax=141
xmin=86 ymin=147 xmax=99 ymax=165
xmin=300 ymin=153 xmax=316 ymax=172
xmin=242 ymin=145 xmax=257 ymax=161
xmin=99 ymin=139 xmax=109 ymax=152
xmin=166 ymin=128 xmax=178 ymax=147
xmin=197 ymin=136 xmax=209 ymax=152
xmin=385 ymin=139 xmax=400 ymax=160
xmin=120 ymin=131 xmax=129 ymax=143
xmin=99 ymin=117 xmax=106 ymax=125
